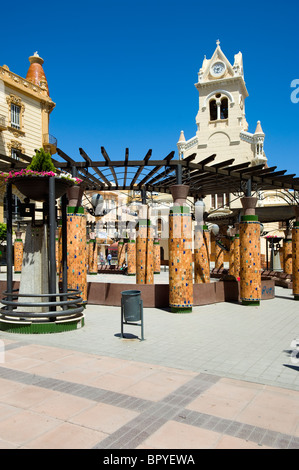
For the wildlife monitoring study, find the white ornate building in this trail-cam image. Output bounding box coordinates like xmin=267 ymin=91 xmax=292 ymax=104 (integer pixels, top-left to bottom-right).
xmin=177 ymin=41 xmax=267 ymax=212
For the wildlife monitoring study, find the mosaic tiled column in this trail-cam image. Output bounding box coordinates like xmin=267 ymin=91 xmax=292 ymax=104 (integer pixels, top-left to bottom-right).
xmin=194 ymin=225 xmax=210 ymax=283
xmin=127 ymin=238 xmax=136 ymax=276
xmin=136 ymin=206 xmax=147 ymax=285
xmin=154 ymin=239 xmax=161 ymax=274
xmin=205 ymin=228 xmax=211 ymax=279
xmin=88 ymin=239 xmax=98 ymax=275
xmin=146 ymin=221 xmax=154 ymax=284
xmin=228 ymin=237 xmax=235 ymax=275
xmin=117 ymin=239 xmax=126 ymax=267
xmin=283 ymin=230 xmax=292 ymax=275
xmin=66 ymin=188 xmax=87 ymax=303
xmin=234 ymin=227 xmax=240 ymax=279
xmin=14 ymin=231 xmax=23 ymax=274
xmin=239 ymin=197 xmax=261 ymax=306
xmin=292 ymin=207 xmax=299 ymax=300
xmin=215 ymin=243 xmax=224 ymax=270
xmin=56 ymin=225 xmax=63 ymax=280
xmin=169 ymin=185 xmax=193 ymax=313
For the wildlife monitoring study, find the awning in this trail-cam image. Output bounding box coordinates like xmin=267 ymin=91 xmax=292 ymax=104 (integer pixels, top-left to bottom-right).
xmin=108 ymin=242 xmax=118 ymax=250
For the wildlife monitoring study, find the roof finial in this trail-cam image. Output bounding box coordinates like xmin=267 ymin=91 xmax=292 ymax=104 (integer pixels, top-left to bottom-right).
xmin=216 ymin=39 xmax=220 ymax=47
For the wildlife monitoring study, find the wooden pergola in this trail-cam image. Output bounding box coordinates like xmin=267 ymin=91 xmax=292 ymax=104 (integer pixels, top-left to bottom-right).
xmin=1 ymin=147 xmax=299 ymax=199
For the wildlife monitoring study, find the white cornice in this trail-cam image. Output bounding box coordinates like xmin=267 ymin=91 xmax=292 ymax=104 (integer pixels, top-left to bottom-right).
xmin=195 ymin=76 xmax=248 ymax=98
xmin=0 ymin=66 xmax=55 ymax=107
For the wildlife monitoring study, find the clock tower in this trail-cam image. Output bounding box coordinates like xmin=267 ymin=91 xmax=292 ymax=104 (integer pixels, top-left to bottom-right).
xmin=177 ymin=41 xmax=266 ymax=168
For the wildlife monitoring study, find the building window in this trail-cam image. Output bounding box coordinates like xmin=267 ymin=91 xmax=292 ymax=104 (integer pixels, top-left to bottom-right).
xmin=210 ymin=95 xmax=229 ymax=121
xmin=220 ymin=98 xmax=228 ymax=119
xmin=11 ymin=148 xmax=19 ymax=160
xmin=211 ymin=193 xmax=230 ymax=209
xmin=209 ymin=99 xmax=217 ymax=121
xmin=6 ymin=94 xmax=25 ymax=134
xmin=11 ymin=104 xmax=20 ymax=129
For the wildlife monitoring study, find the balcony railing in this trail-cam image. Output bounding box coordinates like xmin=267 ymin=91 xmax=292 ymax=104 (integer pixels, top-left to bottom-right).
xmin=43 ymin=134 xmax=57 ymax=154
xmin=0 ymin=114 xmax=7 ymax=131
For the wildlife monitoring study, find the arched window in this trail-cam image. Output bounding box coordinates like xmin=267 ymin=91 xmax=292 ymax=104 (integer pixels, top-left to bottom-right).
xmin=209 ymin=99 xmax=217 ymax=121
xmin=220 ymin=97 xmax=228 ymax=119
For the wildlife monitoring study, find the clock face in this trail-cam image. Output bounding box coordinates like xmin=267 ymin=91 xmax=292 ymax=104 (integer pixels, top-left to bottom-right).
xmin=211 ymin=62 xmax=225 ymax=76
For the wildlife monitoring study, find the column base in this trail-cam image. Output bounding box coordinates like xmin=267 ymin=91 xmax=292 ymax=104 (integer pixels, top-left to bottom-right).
xmin=127 ymin=273 xmax=136 ymax=276
xmin=88 ymin=272 xmax=98 ymax=275
xmin=14 ymin=271 xmax=21 ymax=274
xmin=0 ymin=315 xmax=85 ymax=334
xmin=154 ymin=272 xmax=160 ymax=275
xmin=294 ymin=295 xmax=299 ymax=301
xmin=171 ymin=306 xmax=192 ymax=313
xmin=241 ymin=300 xmax=260 ymax=306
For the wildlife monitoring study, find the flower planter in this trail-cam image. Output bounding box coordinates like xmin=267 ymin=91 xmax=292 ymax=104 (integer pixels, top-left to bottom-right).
xmin=13 ymin=176 xmax=74 ymax=202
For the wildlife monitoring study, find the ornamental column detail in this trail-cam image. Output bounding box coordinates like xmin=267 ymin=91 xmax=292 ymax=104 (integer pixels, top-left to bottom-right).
xmin=154 ymin=239 xmax=161 ymax=274
xmin=127 ymin=237 xmax=136 ymax=276
xmin=117 ymin=239 xmax=126 ymax=267
xmin=215 ymin=242 xmax=224 ymax=270
xmin=88 ymin=238 xmax=98 ymax=275
xmin=169 ymin=185 xmax=193 ymax=313
xmin=66 ymin=186 xmax=87 ymax=303
xmin=292 ymin=207 xmax=299 ymax=300
xmin=228 ymin=237 xmax=235 ymax=276
xmin=234 ymin=224 xmax=240 ymax=279
xmin=14 ymin=231 xmax=23 ymax=274
xmin=194 ymin=224 xmax=210 ymax=283
xmin=283 ymin=226 xmax=292 ymax=275
xmin=146 ymin=220 xmax=154 ymax=284
xmin=136 ymin=205 xmax=147 ymax=285
xmin=239 ymin=197 xmax=261 ymax=306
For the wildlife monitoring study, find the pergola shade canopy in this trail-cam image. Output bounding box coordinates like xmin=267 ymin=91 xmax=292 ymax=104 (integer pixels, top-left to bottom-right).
xmin=1 ymin=147 xmax=299 ymax=198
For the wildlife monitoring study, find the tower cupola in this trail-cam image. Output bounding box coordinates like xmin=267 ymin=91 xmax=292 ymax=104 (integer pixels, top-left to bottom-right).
xmin=26 ymin=52 xmax=49 ymax=95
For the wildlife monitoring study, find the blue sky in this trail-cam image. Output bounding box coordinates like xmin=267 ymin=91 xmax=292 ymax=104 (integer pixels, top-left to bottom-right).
xmin=1 ymin=0 xmax=299 ymax=175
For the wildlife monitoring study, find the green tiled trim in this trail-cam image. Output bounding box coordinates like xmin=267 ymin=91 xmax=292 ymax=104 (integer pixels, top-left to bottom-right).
xmin=171 ymin=306 xmax=192 ymax=313
xmin=241 ymin=215 xmax=259 ymax=222
xmin=0 ymin=316 xmax=85 ymax=334
xmin=242 ymin=300 xmax=260 ymax=306
xmin=170 ymin=206 xmax=190 ymax=214
xmin=294 ymin=295 xmax=299 ymax=301
xmin=67 ymin=206 xmax=84 ymax=214
xmin=294 ymin=222 xmax=299 ymax=227
xmin=138 ymin=219 xmax=148 ymax=226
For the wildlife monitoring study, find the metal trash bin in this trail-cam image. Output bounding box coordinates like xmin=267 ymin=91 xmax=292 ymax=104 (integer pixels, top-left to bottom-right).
xmin=121 ymin=290 xmax=144 ymax=340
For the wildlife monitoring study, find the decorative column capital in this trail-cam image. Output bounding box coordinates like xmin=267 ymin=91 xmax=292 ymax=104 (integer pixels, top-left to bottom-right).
xmin=241 ymin=197 xmax=258 ymax=216
xmin=67 ymin=185 xmax=83 ymax=207
xmin=170 ymin=185 xmax=190 ymax=205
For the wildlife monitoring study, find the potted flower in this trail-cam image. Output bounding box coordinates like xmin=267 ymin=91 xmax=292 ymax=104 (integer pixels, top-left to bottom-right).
xmin=3 ymin=148 xmax=82 ymax=202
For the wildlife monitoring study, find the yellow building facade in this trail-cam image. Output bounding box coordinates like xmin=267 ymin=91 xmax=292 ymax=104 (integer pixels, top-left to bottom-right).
xmin=0 ymin=52 xmax=56 ymax=221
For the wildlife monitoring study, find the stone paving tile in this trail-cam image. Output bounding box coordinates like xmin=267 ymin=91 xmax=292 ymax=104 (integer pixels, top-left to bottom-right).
xmin=0 ymin=282 xmax=298 ymax=450
xmin=24 ymin=422 xmax=107 ymax=449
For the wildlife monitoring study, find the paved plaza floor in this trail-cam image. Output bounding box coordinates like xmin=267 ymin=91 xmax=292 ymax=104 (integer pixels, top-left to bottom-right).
xmin=0 ymin=270 xmax=298 ymax=450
